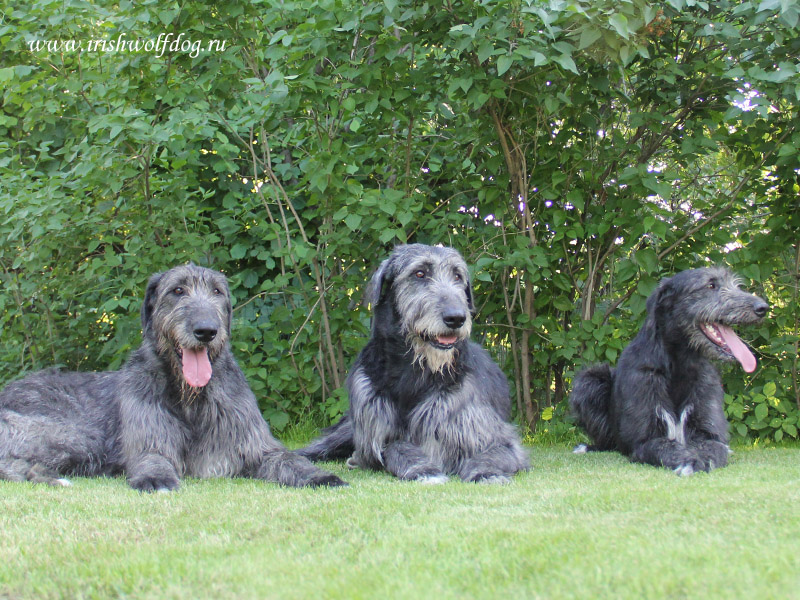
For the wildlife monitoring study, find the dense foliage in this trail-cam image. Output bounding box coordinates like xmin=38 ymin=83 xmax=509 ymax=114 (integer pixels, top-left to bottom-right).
xmin=1 ymin=0 xmax=798 ymax=440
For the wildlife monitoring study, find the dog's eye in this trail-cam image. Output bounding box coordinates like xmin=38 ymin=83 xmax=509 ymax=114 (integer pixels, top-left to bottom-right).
xmin=414 ymin=270 xmax=426 ymax=279
xmin=212 ymin=287 xmax=222 ymax=295
xmin=454 ymin=273 xmax=462 ymax=282
xmin=173 ymin=287 xmax=184 ymax=296
xmin=707 ymin=280 xmax=716 ymax=290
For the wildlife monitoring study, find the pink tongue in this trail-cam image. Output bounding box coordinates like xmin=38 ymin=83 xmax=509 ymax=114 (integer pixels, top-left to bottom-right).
xmin=181 ymin=347 xmax=212 ymax=387
xmin=717 ymin=324 xmax=757 ymax=373
xmin=437 ymin=335 xmax=458 ymax=346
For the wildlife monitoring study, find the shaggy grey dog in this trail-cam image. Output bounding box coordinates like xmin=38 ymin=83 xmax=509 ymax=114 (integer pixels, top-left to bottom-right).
xmin=570 ymin=267 xmax=768 ymax=475
xmin=0 ymin=264 xmax=346 ymax=490
xmin=299 ymin=244 xmax=529 ymax=484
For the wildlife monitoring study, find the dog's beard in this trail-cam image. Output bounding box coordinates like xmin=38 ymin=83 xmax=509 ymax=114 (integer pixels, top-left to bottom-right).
xmin=409 ymin=336 xmax=459 ymax=374
xmin=396 ymin=299 xmax=472 ymax=374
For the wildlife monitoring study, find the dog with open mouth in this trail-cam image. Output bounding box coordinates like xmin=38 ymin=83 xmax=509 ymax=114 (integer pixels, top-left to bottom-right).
xmin=299 ymin=244 xmax=529 ymax=483
xmin=0 ymin=264 xmax=346 ymax=490
xmin=569 ymin=266 xmax=768 ymax=475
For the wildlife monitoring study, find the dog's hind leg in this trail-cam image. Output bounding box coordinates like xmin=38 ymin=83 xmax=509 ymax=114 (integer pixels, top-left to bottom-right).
xmin=255 ymin=449 xmax=348 ymax=487
xmin=569 ymin=363 xmax=617 ymax=452
xmin=0 ymin=459 xmax=72 ymax=486
xmin=296 ymin=415 xmax=355 ymax=462
xmin=26 ymin=463 xmax=72 ymax=486
xmin=0 ymin=458 xmax=28 ymax=482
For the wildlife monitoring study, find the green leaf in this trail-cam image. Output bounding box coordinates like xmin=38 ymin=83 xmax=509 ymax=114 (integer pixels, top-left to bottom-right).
xmin=344 ymin=213 xmax=362 ymax=231
xmin=477 ymin=41 xmax=494 ymax=64
xmin=635 ymin=248 xmax=658 ymax=274
xmin=608 ymin=13 xmax=630 ymax=39
xmin=158 ymin=8 xmax=180 ymax=25
xmin=497 ymin=54 xmax=513 ymax=76
xmin=578 ymin=27 xmax=602 ymax=49
xmin=555 ymin=54 xmax=578 ymax=74
xmin=230 ymin=244 xmax=247 ymax=260
xmin=341 ymin=96 xmax=356 ymax=112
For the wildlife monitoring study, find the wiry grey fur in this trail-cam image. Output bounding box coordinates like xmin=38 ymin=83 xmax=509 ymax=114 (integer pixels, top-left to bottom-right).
xmin=299 ymin=244 xmax=529 ymax=484
xmin=0 ymin=264 xmax=346 ymax=490
xmin=570 ymin=267 xmax=768 ymax=475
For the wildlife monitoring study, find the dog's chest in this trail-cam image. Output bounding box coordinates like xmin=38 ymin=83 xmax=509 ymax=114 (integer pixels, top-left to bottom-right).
xmin=409 ymin=391 xmax=488 ymax=460
xmin=668 ymin=359 xmax=722 ymax=405
xmin=180 ymin=405 xmax=243 ymax=478
xmin=184 ymin=435 xmax=241 ymax=477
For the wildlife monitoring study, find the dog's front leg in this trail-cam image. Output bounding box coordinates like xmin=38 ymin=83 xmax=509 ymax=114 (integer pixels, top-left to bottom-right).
xmin=689 ymin=438 xmax=730 ymax=471
xmin=457 ymin=441 xmax=529 ymax=484
xmin=382 ymin=441 xmax=447 ymax=483
xmin=683 ymin=375 xmax=731 ymax=472
xmin=632 ymin=438 xmax=703 ymax=475
xmin=126 ymin=452 xmax=182 ymax=492
xmin=119 ymin=391 xmax=185 ymax=492
xmin=348 ymin=367 xmax=402 ymax=469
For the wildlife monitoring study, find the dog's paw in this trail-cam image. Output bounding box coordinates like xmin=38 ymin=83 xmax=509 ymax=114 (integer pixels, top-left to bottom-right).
xmin=473 ymin=474 xmax=511 ymax=485
xmin=573 ymin=444 xmax=589 ymax=454
xmin=27 ymin=463 xmax=71 ymax=487
xmin=673 ymin=463 xmax=696 ymax=477
xmin=462 ymin=469 xmax=512 ymax=484
xmin=308 ymin=474 xmax=349 ymax=488
xmin=414 ymin=473 xmax=448 ymax=485
xmin=129 ymin=474 xmax=180 ymax=493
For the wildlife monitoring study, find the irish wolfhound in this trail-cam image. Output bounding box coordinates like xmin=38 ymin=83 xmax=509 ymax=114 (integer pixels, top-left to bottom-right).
xmin=0 ymin=264 xmax=346 ymax=490
xmin=570 ymin=267 xmax=768 ymax=475
xmin=299 ymin=244 xmax=529 ymax=484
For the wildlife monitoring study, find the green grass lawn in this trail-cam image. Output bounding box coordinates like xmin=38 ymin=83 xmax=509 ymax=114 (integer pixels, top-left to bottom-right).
xmin=2 ymin=445 xmax=800 ymax=599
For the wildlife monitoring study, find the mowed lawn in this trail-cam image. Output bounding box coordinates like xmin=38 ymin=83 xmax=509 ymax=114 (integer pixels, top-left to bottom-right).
xmin=2 ymin=445 xmax=799 ymax=599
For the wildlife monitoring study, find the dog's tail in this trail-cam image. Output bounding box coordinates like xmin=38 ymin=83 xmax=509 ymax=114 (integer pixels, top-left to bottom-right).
xmin=569 ymin=363 xmax=617 ymax=452
xmin=296 ymin=414 xmax=355 ymax=461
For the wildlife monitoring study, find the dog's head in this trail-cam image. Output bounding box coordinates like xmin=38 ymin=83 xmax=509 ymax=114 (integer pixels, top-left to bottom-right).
xmin=368 ymin=244 xmax=475 ymax=373
xmin=142 ymin=264 xmax=232 ymax=389
xmin=649 ymin=266 xmax=768 ymax=372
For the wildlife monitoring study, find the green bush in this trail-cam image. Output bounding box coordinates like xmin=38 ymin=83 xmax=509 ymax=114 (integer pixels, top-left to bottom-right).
xmin=1 ymin=0 xmax=798 ymax=436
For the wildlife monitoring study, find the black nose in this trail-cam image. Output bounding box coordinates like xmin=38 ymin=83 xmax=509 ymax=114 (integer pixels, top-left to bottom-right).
xmin=753 ymin=301 xmax=768 ymax=318
xmin=442 ymin=311 xmax=466 ymax=330
xmin=193 ymin=325 xmax=218 ymax=343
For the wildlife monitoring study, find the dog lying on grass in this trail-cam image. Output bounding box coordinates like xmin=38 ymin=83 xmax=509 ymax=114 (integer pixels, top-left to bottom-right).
xmin=570 ymin=267 xmax=768 ymax=475
xmin=0 ymin=265 xmax=346 ymax=491
xmin=299 ymin=244 xmax=529 ymax=483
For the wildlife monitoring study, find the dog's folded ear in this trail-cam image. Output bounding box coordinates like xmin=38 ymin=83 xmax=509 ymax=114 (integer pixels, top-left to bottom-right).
xmin=141 ymin=272 xmax=164 ymax=333
xmin=466 ymin=274 xmax=476 ymax=315
xmin=648 ymin=276 xmax=676 ymax=318
xmin=365 ymin=255 xmax=397 ymax=308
